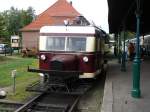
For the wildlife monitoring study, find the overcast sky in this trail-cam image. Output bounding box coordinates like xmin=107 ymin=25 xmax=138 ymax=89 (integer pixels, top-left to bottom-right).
xmin=0 ymin=0 xmax=109 ymax=32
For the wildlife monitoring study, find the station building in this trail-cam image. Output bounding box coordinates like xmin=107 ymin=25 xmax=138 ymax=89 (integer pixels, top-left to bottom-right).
xmin=20 ymin=0 xmax=89 ymax=50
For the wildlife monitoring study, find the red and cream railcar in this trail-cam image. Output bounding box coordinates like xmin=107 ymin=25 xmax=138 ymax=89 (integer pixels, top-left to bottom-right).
xmin=28 ymin=25 xmax=107 ymax=79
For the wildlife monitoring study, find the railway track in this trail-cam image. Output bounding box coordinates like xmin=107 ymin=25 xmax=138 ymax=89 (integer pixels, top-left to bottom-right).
xmin=15 ymin=92 xmax=80 ymax=112
xmin=0 ymin=101 xmax=23 ymax=112
xmin=15 ymin=79 xmax=93 ymax=112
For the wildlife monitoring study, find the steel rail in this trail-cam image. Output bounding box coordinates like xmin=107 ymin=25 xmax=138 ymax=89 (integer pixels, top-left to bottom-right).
xmin=15 ymin=93 xmax=43 ymax=112
xmin=15 ymin=93 xmax=81 ymax=112
xmin=15 ymin=78 xmax=94 ymax=112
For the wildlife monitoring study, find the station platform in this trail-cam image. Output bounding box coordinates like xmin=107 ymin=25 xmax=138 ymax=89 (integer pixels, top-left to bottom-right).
xmin=101 ymin=57 xmax=150 ymax=112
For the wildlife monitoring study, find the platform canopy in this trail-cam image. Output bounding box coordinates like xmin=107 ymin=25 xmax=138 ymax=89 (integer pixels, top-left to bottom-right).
xmin=107 ymin=0 xmax=150 ymax=35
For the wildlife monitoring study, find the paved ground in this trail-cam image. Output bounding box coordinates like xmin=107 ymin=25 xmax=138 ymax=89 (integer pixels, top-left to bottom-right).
xmin=101 ymin=57 xmax=150 ymax=112
xmin=78 ymin=76 xmax=105 ymax=112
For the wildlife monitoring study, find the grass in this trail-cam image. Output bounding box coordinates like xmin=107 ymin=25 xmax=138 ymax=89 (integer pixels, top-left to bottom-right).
xmin=0 ymin=55 xmax=40 ymax=102
xmin=0 ymin=55 xmax=12 ymax=62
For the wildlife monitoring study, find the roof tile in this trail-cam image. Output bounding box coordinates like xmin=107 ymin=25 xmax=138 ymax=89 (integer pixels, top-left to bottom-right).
xmin=21 ymin=0 xmax=81 ymax=31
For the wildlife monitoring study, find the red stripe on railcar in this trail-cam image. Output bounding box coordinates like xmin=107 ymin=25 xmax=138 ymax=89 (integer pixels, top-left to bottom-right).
xmin=39 ymin=52 xmax=98 ymax=73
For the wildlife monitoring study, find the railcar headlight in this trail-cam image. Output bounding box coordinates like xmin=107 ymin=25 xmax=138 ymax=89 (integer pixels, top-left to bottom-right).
xmin=83 ymin=56 xmax=88 ymax=62
xmin=40 ymin=54 xmax=46 ymax=60
xmin=0 ymin=90 xmax=6 ymax=98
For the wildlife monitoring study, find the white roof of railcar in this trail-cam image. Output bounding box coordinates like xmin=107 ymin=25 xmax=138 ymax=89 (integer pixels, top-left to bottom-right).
xmin=40 ymin=26 xmax=96 ymax=34
xmin=11 ymin=35 xmax=19 ymax=39
xmin=144 ymin=34 xmax=150 ymax=39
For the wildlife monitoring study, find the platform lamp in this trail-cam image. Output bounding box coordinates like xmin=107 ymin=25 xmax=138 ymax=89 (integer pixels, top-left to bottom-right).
xmin=131 ymin=0 xmax=141 ymax=98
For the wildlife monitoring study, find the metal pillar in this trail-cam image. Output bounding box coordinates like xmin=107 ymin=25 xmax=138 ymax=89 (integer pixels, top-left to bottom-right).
xmin=118 ymin=34 xmax=121 ymax=63
xmin=131 ymin=12 xmax=141 ymax=98
xmin=121 ymin=30 xmax=126 ymax=71
xmin=114 ymin=34 xmax=118 ymax=57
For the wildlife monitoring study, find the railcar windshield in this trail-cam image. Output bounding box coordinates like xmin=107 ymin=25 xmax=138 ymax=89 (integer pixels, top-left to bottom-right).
xmin=67 ymin=37 xmax=86 ymax=51
xmin=46 ymin=37 xmax=65 ymax=51
xmin=45 ymin=37 xmax=86 ymax=51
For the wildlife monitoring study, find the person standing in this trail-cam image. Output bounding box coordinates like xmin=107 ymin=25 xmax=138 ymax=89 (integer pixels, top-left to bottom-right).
xmin=114 ymin=45 xmax=117 ymax=57
xmin=128 ymin=42 xmax=135 ymax=61
xmin=140 ymin=45 xmax=145 ymax=60
xmin=125 ymin=45 xmax=128 ymax=60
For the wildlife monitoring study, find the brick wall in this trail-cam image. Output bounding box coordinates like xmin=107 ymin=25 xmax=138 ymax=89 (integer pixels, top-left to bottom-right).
xmin=22 ymin=31 xmax=39 ymax=50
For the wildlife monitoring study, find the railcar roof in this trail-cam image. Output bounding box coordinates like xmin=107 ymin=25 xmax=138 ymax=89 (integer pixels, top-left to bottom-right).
xmin=11 ymin=35 xmax=20 ymax=39
xmin=143 ymin=35 xmax=150 ymax=39
xmin=40 ymin=26 xmax=95 ymax=34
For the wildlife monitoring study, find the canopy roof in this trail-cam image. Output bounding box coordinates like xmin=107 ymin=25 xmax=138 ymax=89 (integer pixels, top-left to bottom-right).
xmin=107 ymin=0 xmax=150 ymax=35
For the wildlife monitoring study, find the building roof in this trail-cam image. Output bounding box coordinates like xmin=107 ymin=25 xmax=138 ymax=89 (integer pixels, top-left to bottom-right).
xmin=20 ymin=0 xmax=81 ymax=32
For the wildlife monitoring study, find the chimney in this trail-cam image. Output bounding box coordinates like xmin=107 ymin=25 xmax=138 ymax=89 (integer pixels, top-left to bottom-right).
xmin=70 ymin=1 xmax=72 ymax=6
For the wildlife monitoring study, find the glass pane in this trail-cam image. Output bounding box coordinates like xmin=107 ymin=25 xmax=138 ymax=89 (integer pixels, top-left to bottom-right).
xmin=12 ymin=39 xmax=18 ymax=43
xmin=46 ymin=37 xmax=65 ymax=51
xmin=67 ymin=37 xmax=86 ymax=51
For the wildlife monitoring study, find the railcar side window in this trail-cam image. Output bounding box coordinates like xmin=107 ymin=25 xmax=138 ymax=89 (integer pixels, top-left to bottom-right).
xmin=67 ymin=37 xmax=86 ymax=51
xmin=12 ymin=39 xmax=19 ymax=43
xmin=46 ymin=37 xmax=65 ymax=51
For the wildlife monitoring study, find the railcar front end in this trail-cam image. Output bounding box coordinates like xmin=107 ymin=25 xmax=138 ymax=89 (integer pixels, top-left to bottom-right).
xmin=28 ymin=26 xmax=106 ymax=81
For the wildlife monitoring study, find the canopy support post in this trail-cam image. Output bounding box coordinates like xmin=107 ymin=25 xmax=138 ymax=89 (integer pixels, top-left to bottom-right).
xmin=131 ymin=0 xmax=141 ymax=98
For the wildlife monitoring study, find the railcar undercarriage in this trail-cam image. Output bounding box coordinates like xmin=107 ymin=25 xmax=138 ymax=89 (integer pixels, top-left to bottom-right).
xmin=27 ymin=66 xmax=93 ymax=95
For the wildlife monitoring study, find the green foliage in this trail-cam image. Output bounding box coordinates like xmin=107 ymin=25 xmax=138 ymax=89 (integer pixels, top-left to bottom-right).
xmin=0 ymin=7 xmax=36 ymax=43
xmin=0 ymin=14 xmax=8 ymax=38
xmin=120 ymin=31 xmax=135 ymax=40
xmin=126 ymin=31 xmax=135 ymax=39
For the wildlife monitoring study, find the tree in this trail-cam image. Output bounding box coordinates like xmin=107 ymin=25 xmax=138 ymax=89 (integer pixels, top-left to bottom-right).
xmin=7 ymin=7 xmax=20 ymax=35
xmin=1 ymin=7 xmax=36 ymax=43
xmin=0 ymin=14 xmax=5 ymax=37
xmin=20 ymin=7 xmax=35 ymax=27
xmin=0 ymin=13 xmax=9 ymax=42
xmin=25 ymin=7 xmax=36 ymax=25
